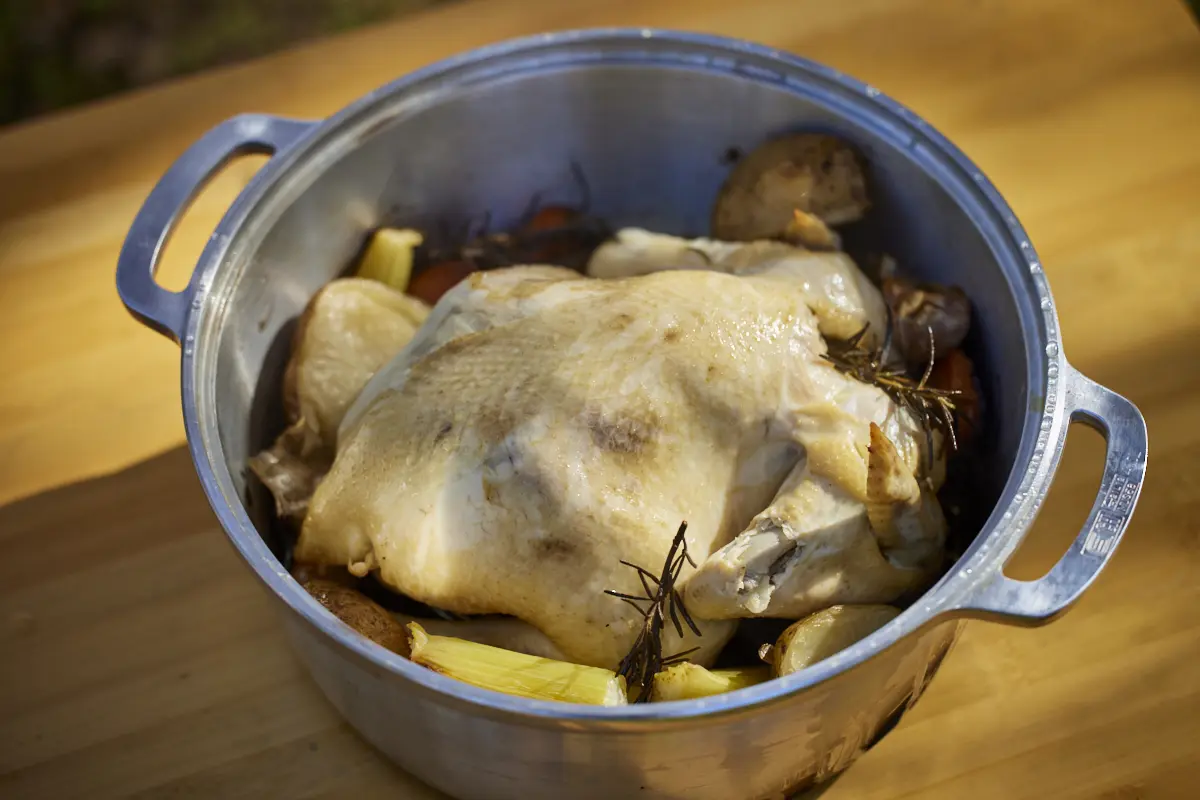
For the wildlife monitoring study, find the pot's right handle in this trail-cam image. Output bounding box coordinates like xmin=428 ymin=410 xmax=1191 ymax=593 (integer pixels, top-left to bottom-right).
xmin=116 ymin=113 xmax=313 ymax=342
xmin=953 ymin=365 xmax=1147 ymax=625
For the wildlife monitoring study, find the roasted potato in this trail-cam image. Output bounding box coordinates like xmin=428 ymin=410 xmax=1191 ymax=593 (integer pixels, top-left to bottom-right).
xmin=770 ymin=605 xmax=900 ymax=677
xmin=712 ymin=133 xmax=870 ymax=242
xmin=303 ymin=579 xmax=411 ymax=656
xmin=650 ymin=663 xmax=771 ymax=702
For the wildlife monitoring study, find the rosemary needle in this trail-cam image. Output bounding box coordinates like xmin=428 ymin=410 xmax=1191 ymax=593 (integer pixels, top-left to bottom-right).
xmin=605 ymin=521 xmax=702 ymax=703
xmin=822 ymin=318 xmax=963 ymax=475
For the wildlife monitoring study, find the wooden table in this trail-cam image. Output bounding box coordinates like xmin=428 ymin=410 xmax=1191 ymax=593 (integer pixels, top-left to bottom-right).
xmin=1 ymin=0 xmax=1197 ymax=797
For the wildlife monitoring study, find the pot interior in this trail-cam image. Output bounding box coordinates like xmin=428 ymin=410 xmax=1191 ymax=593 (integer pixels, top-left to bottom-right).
xmin=197 ymin=36 xmax=1045 ymax=587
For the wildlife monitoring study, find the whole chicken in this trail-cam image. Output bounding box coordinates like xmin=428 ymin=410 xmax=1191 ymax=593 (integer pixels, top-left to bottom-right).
xmin=295 ymin=233 xmax=946 ymax=670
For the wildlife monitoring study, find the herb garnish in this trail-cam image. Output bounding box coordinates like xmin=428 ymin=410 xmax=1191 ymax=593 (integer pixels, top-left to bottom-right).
xmin=605 ymin=521 xmax=702 ymax=703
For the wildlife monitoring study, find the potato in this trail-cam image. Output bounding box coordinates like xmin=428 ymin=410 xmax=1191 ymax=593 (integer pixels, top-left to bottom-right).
xmin=771 ymin=605 xmax=900 ymax=677
xmin=712 ymin=133 xmax=870 ymax=242
xmin=650 ymin=663 xmax=771 ymax=702
xmin=303 ymin=579 xmax=411 ymax=656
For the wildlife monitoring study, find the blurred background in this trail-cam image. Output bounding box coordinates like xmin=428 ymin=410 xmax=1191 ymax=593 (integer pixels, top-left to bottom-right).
xmin=0 ymin=0 xmax=458 ymax=125
xmin=2 ymin=0 xmax=1198 ymax=126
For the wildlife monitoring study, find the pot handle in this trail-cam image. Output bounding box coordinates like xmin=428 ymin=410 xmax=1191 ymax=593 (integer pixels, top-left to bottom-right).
xmin=116 ymin=113 xmax=313 ymax=342
xmin=953 ymin=365 xmax=1147 ymax=625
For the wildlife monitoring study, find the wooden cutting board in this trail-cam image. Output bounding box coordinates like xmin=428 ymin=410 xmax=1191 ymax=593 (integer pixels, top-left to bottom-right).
xmin=1 ymin=0 xmax=1198 ymax=797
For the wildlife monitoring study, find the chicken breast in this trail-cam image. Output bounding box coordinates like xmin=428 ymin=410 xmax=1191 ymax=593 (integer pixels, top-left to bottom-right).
xmin=298 ymin=249 xmax=945 ymax=668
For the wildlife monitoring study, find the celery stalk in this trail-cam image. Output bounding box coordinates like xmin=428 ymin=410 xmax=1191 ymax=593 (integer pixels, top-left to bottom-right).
xmin=355 ymin=228 xmax=422 ymax=291
xmin=405 ymin=622 xmax=627 ymax=706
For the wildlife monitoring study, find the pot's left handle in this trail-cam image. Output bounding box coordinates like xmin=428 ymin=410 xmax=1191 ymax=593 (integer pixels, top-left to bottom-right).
xmin=116 ymin=113 xmax=314 ymax=342
xmin=952 ymin=364 xmax=1147 ymax=625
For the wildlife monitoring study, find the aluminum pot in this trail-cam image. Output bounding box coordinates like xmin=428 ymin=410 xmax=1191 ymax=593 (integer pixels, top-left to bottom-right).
xmin=116 ymin=29 xmax=1147 ymax=800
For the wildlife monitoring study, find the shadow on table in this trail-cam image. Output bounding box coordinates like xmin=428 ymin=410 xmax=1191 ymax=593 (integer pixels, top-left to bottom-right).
xmin=0 ymin=446 xmax=214 ymax=594
xmin=0 ymin=445 xmax=443 ymax=798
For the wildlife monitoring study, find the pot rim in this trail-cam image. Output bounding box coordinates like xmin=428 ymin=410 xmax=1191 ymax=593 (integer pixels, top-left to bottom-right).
xmin=180 ymin=28 xmax=1066 ymax=725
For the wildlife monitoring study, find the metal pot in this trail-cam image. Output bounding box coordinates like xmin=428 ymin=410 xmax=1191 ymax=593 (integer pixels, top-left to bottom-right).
xmin=116 ymin=30 xmax=1147 ymax=800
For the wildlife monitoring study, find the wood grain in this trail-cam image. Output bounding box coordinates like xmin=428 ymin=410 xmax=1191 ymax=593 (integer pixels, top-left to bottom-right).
xmin=1 ymin=0 xmax=1198 ymax=797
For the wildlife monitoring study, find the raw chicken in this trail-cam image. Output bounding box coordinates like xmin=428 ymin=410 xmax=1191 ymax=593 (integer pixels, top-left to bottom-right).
xmin=296 ymin=232 xmax=946 ymax=670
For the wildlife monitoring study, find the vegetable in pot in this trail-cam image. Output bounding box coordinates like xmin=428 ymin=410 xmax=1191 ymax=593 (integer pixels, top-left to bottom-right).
xmin=305 ymin=580 xmax=569 ymax=661
xmin=711 ymin=133 xmax=870 ymax=242
xmin=881 ymin=276 xmax=971 ymax=367
xmin=407 ymin=260 xmax=477 ymax=306
xmin=355 ymin=227 xmax=423 ymax=292
xmin=783 ymin=208 xmax=841 ymax=251
xmin=650 ymin=663 xmax=771 ymax=702
xmin=305 ymin=579 xmax=411 ymax=656
xmin=768 ymin=605 xmax=900 ymax=677
xmin=929 ymin=348 xmax=981 ymax=445
xmin=392 ymin=613 xmax=567 ymax=661
xmin=406 ymin=622 xmax=628 ymax=706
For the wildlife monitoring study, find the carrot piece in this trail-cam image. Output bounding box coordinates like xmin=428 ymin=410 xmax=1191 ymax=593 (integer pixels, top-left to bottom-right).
xmin=929 ymin=348 xmax=981 ymax=445
xmin=523 ymin=205 xmax=579 ymax=232
xmin=407 ymin=261 xmax=476 ymax=305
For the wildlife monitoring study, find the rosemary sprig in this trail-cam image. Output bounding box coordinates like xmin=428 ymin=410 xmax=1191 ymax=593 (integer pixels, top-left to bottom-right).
xmin=822 ymin=317 xmax=962 ymax=474
xmin=605 ymin=521 xmax=703 ymax=703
